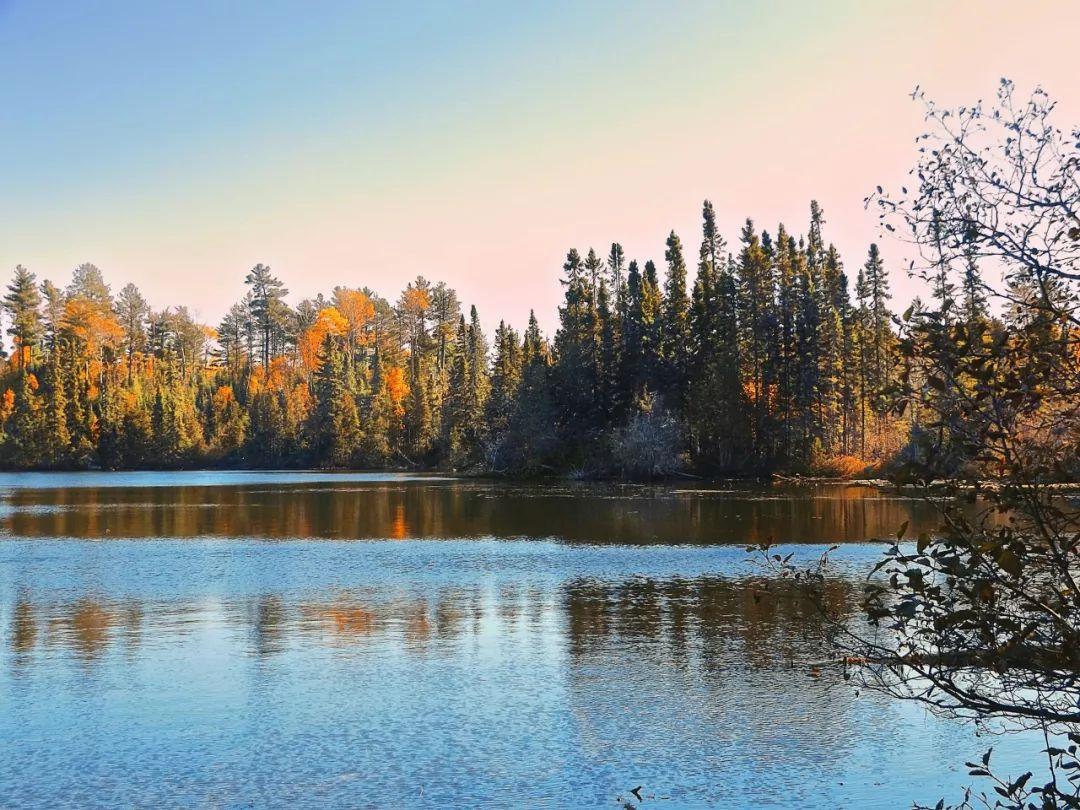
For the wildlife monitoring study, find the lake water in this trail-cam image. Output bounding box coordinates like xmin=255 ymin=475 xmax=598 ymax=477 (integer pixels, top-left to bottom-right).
xmin=0 ymin=472 xmax=1043 ymax=808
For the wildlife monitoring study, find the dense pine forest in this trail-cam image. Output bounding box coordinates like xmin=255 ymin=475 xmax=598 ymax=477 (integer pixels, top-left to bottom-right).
xmin=0 ymin=199 xmax=1039 ymax=477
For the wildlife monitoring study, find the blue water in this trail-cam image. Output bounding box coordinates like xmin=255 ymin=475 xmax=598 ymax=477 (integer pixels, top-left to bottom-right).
xmin=0 ymin=474 xmax=1046 ymax=808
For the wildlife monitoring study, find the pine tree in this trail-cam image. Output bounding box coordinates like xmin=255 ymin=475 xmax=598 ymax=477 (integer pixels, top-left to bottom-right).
xmin=0 ymin=203 xmax=918 ymax=477
xmin=39 ymin=280 xmax=65 ymax=353
xmin=116 ymin=283 xmax=149 ymax=380
xmin=67 ymin=263 xmax=112 ymax=306
xmin=244 ymin=264 xmax=289 ymax=368
xmin=3 ymin=266 xmax=43 ymax=372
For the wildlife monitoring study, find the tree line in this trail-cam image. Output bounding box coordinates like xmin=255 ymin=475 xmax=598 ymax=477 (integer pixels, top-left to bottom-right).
xmin=0 ymin=197 xmax=1011 ymax=476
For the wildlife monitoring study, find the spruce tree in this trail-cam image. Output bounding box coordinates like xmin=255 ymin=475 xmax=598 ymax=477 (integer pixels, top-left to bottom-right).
xmin=639 ymin=260 xmax=663 ymax=396
xmin=660 ymin=230 xmax=690 ymax=408
xmin=44 ymin=346 xmax=71 ymax=467
xmin=737 ymin=219 xmax=776 ymax=468
xmin=311 ymin=333 xmax=360 ymax=467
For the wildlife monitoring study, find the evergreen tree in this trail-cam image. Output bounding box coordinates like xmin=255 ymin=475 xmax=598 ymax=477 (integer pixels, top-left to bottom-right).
xmin=486 ymin=320 xmax=523 ymax=460
xmin=9 ymin=371 xmax=45 ymax=467
xmin=244 ymin=264 xmax=289 ymax=368
xmin=660 ymin=231 xmax=690 ymax=407
xmin=67 ymin=263 xmax=112 ymax=306
xmin=0 ymin=203 xmax=918 ymax=477
xmin=43 ymin=346 xmax=71 ymax=467
xmin=961 ymin=244 xmax=988 ymax=325
xmin=688 ymin=201 xmax=745 ymax=471
xmin=116 ymin=283 xmax=149 ymax=379
xmin=310 ymin=333 xmax=361 ymax=467
xmin=639 ymin=259 xmax=663 ymax=395
xmin=39 ymin=280 xmax=65 ymax=353
xmin=737 ymin=219 xmax=776 ymax=467
xmin=3 ymin=266 xmax=43 ymax=372
xmin=554 ymin=249 xmax=599 ymax=446
xmin=622 ymin=259 xmax=645 ymax=402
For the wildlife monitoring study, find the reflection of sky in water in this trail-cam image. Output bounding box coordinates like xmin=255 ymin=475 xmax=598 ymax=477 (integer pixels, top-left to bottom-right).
xmin=0 ymin=532 xmax=1047 ymax=809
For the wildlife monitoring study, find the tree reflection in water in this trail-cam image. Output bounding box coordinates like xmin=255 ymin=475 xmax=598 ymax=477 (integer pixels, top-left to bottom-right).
xmin=0 ymin=479 xmax=954 ymax=544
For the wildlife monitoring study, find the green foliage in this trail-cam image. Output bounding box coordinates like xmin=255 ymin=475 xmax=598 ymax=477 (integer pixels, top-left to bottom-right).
xmin=0 ymin=198 xmax=915 ymax=477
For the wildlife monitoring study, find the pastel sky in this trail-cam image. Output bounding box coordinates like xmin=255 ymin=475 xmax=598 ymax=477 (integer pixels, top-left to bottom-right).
xmin=2 ymin=0 xmax=1078 ymax=333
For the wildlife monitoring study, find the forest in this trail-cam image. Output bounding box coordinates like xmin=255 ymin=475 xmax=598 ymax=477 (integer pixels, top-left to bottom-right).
xmin=0 ymin=200 xmax=912 ymax=476
xmin=0 ymin=183 xmax=1070 ymax=480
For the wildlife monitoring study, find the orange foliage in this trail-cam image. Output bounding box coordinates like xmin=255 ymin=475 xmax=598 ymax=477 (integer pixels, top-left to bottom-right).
xmin=384 ymin=365 xmax=409 ymax=418
xmin=0 ymin=389 xmax=14 ymax=423
xmin=400 ymin=286 xmax=431 ymax=317
xmin=298 ymin=307 xmax=348 ymax=371
xmin=248 ymin=356 xmax=291 ymax=395
xmin=212 ymin=385 xmax=237 ymax=411
xmin=62 ymin=298 xmax=124 ymax=355
xmin=287 ymin=382 xmax=314 ymax=425
xmin=814 ymin=455 xmax=876 ymax=479
xmin=742 ymin=380 xmax=777 ymax=410
xmin=334 ymin=289 xmax=375 ymax=347
xmin=11 ymin=342 xmax=31 ymax=370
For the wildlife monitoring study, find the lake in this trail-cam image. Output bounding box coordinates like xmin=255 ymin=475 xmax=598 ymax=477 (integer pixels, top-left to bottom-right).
xmin=0 ymin=472 xmax=1042 ymax=808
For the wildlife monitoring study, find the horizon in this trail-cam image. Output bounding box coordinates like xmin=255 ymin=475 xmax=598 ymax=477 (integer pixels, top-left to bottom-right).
xmin=2 ymin=1 xmax=1078 ymax=333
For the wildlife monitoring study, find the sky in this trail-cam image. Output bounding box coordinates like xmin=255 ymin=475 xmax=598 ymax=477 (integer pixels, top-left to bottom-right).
xmin=1 ymin=0 xmax=1079 ymax=334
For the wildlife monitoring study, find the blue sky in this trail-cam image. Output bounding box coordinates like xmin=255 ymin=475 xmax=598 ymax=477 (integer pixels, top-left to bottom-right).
xmin=2 ymin=1 xmax=1077 ymax=330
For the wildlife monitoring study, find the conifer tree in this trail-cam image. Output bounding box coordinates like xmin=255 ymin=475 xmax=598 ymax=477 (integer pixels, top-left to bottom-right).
xmin=3 ymin=266 xmax=43 ymax=372
xmin=961 ymin=244 xmax=988 ymax=325
xmin=0 ymin=203 xmax=919 ymax=477
xmin=554 ymin=249 xmax=599 ymax=443
xmin=607 ymin=242 xmax=627 ymax=320
xmin=310 ymin=333 xmax=360 ymax=467
xmin=244 ymin=264 xmax=289 ymax=368
xmin=864 ymin=243 xmax=892 ymax=397
xmin=39 ymin=280 xmax=65 ymax=353
xmin=737 ymin=219 xmax=776 ymax=466
xmin=639 ymin=260 xmax=663 ymax=396
xmin=622 ymin=259 xmax=644 ymax=401
xmin=68 ymin=263 xmax=112 ymax=306
xmin=660 ymin=230 xmax=690 ymax=407
xmin=10 ymin=371 xmax=45 ymax=467
xmin=688 ymin=201 xmax=745 ymax=471
xmin=116 ymin=283 xmax=149 ymax=379
xmin=43 ymin=345 xmax=71 ymax=467
xmin=486 ymin=320 xmax=523 ymax=458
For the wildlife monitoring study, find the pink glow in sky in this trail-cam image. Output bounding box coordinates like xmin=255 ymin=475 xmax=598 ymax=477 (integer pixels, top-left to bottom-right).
xmin=2 ymin=1 xmax=1078 ymax=333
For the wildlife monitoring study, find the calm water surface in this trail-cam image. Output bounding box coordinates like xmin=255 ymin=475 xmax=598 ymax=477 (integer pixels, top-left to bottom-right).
xmin=0 ymin=473 xmax=1042 ymax=808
